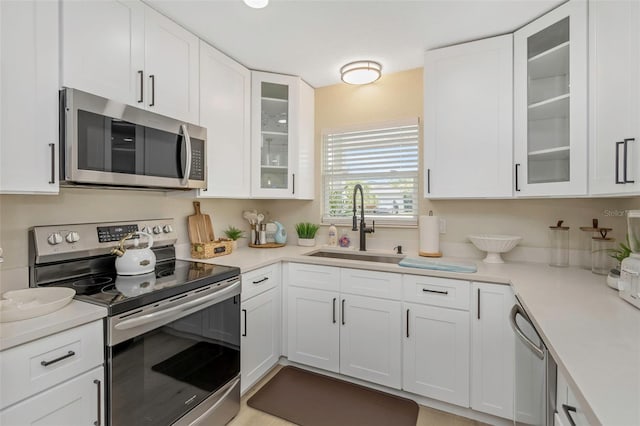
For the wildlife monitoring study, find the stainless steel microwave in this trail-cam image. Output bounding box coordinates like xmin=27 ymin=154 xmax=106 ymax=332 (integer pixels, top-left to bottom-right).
xmin=60 ymin=88 xmax=206 ymax=190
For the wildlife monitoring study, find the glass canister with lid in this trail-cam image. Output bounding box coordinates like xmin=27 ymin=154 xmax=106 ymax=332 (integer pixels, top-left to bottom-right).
xmin=549 ymin=220 xmax=570 ymax=267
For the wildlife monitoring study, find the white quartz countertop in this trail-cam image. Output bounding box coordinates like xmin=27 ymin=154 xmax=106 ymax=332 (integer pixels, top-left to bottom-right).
xmin=0 ymin=300 xmax=107 ymax=351
xmin=179 ymin=244 xmax=640 ymax=426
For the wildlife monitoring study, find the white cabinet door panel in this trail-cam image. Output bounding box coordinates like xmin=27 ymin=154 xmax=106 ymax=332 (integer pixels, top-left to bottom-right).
xmin=589 ymin=0 xmax=640 ymax=195
xmin=471 ymin=283 xmax=515 ymax=419
xmin=403 ymin=302 xmax=470 ymax=407
xmin=144 ymin=7 xmax=199 ymax=123
xmin=0 ymin=367 xmax=104 ymax=426
xmin=287 ymin=286 xmax=339 ymax=372
xmin=339 ymin=295 xmax=402 ymax=389
xmin=198 ymin=41 xmax=251 ymax=198
xmin=61 ymin=0 xmax=144 ymax=106
xmin=1 ymin=0 xmax=59 ymax=194
xmin=424 ymin=35 xmax=513 ymax=198
xmin=241 ymin=288 xmax=280 ymax=394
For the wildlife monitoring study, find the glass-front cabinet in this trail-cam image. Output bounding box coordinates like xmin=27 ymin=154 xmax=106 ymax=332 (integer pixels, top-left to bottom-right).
xmin=251 ymin=71 xmax=315 ymax=199
xmin=514 ymin=0 xmax=587 ymax=196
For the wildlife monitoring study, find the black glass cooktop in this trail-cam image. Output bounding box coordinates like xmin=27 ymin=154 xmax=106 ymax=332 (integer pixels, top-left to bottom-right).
xmin=39 ymin=260 xmax=240 ymax=316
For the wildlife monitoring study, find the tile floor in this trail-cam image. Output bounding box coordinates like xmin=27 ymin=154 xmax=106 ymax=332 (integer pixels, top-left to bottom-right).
xmin=229 ymin=365 xmax=488 ymax=426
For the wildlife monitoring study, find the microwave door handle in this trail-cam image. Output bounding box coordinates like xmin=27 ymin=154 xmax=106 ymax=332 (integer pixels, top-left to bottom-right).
xmin=510 ymin=304 xmax=545 ymax=360
xmin=180 ymin=124 xmax=192 ymax=187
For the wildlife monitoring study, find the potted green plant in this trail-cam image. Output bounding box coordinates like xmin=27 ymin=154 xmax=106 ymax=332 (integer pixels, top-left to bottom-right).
xmin=223 ymin=225 xmax=245 ymax=250
xmin=607 ymin=235 xmax=632 ymax=268
xmin=295 ymin=222 xmax=320 ymax=247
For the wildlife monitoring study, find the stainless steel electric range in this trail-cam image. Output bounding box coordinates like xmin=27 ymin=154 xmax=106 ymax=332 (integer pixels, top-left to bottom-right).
xmin=29 ymin=219 xmax=241 ymax=426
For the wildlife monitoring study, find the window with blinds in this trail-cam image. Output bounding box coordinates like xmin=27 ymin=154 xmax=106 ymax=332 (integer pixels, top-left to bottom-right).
xmin=322 ymin=119 xmax=419 ymax=226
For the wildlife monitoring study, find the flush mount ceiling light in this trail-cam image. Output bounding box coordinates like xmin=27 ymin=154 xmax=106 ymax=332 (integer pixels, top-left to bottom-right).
xmin=340 ymin=60 xmax=382 ymax=85
xmin=243 ymin=0 xmax=268 ymax=8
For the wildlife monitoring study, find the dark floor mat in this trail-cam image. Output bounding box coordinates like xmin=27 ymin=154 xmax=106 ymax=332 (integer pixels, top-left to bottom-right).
xmin=247 ymin=366 xmax=419 ymax=426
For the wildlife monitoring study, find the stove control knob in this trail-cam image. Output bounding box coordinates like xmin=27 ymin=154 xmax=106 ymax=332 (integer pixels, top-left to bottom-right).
xmin=141 ymin=226 xmax=150 ymax=234
xmin=163 ymin=225 xmax=173 ymax=233
xmin=152 ymin=225 xmax=162 ymax=235
xmin=47 ymin=232 xmax=63 ymax=245
xmin=65 ymin=232 xmax=80 ymax=243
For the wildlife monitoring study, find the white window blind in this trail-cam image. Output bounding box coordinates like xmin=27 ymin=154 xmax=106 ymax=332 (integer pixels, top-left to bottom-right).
xmin=322 ymin=119 xmax=419 ymax=227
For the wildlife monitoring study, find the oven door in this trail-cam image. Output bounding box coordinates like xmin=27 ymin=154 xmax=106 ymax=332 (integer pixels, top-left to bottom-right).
xmin=62 ymin=88 xmax=206 ymax=190
xmin=107 ymin=280 xmax=240 ymax=426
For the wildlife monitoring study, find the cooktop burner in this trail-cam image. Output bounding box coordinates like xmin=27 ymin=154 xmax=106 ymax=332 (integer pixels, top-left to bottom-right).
xmin=39 ymin=259 xmax=240 ymax=316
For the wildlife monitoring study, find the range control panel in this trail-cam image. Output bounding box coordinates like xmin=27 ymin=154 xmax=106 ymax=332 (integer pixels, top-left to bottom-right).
xmin=31 ymin=219 xmax=178 ymax=263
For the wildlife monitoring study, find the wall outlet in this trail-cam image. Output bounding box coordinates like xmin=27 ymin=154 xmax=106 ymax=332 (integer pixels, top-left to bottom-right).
xmin=439 ymin=218 xmax=446 ymax=234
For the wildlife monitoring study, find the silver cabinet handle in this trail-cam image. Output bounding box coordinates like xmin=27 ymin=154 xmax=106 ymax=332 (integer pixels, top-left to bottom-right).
xmin=562 ymin=404 xmax=577 ymax=426
xmin=624 ymin=138 xmax=635 ymax=183
xmin=332 ymin=298 xmax=337 ymax=324
xmin=180 ymin=124 xmax=192 ymax=187
xmin=426 ymin=168 xmax=431 ymax=194
xmin=41 ymin=350 xmax=75 ymax=366
xmin=341 ymin=299 xmax=345 ymax=325
xmin=406 ymin=309 xmax=410 ymax=338
xmin=137 ymin=70 xmax=144 ymax=103
xmin=422 ymin=288 xmax=448 ymax=295
xmin=477 ymin=288 xmax=480 ymax=320
xmin=242 ymin=309 xmax=247 ymax=337
xmin=515 ymin=163 xmax=521 ymax=191
xmin=616 ymin=141 xmax=625 ymax=184
xmin=292 ymin=173 xmax=295 ymax=194
xmin=48 ymin=143 xmax=56 ymax=184
xmin=93 ymin=379 xmax=101 ymax=426
xmin=509 ymin=304 xmax=544 ymax=360
xmin=149 ymin=74 xmax=155 ymax=106
xmin=252 ymin=277 xmax=269 ymax=284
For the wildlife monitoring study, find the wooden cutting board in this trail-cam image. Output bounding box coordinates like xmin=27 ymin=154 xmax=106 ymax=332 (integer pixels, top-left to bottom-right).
xmin=188 ymin=201 xmax=215 ymax=244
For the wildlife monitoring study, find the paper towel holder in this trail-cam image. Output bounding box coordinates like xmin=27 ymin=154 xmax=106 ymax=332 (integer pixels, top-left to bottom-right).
xmin=419 ymin=211 xmax=442 ymax=258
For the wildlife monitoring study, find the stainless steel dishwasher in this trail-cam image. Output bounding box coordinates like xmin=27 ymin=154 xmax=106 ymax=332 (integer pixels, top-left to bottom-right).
xmin=510 ymin=296 xmax=557 ymax=426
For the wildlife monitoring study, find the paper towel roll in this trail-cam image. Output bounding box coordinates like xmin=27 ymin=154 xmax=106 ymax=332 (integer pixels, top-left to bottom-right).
xmin=419 ymin=215 xmax=441 ymax=257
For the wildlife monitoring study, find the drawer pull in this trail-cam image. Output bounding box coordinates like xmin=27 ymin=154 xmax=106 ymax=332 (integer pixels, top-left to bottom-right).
xmin=562 ymin=404 xmax=577 ymax=426
xmin=252 ymin=277 xmax=269 ymax=284
xmin=94 ymin=379 xmax=102 ymax=426
xmin=40 ymin=350 xmax=75 ymax=367
xmin=422 ymin=288 xmax=448 ymax=295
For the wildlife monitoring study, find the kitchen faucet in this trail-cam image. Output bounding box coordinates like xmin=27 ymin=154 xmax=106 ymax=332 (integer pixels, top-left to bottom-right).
xmin=352 ymin=184 xmax=375 ymax=251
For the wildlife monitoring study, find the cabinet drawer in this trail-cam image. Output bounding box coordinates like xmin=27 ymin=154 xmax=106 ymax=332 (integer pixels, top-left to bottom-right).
xmin=242 ymin=263 xmax=280 ymax=300
xmin=288 ymin=263 xmax=340 ymax=291
xmin=0 ymin=320 xmax=103 ymax=409
xmin=340 ymin=268 xmax=401 ymax=300
xmin=402 ymin=275 xmax=470 ymax=310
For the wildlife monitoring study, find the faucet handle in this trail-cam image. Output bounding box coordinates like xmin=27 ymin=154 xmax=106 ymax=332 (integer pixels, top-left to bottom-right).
xmin=371 ymin=220 xmax=375 ymax=233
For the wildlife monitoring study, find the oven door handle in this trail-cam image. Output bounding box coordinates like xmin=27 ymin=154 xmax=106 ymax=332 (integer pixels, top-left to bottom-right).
xmin=510 ymin=304 xmax=545 ymax=360
xmin=115 ymin=280 xmax=240 ymax=331
xmin=180 ymin=124 xmax=192 ymax=187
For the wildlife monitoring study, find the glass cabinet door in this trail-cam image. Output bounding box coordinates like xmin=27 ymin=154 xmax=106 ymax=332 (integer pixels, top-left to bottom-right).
xmin=526 ymin=17 xmax=570 ymax=185
xmin=260 ymin=82 xmax=289 ymax=189
xmin=514 ymin=1 xmax=587 ymax=196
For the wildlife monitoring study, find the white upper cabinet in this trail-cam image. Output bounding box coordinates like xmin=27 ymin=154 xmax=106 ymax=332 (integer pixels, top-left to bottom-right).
xmin=514 ymin=0 xmax=588 ymax=196
xmin=588 ymin=0 xmax=640 ymax=195
xmin=424 ymin=35 xmax=513 ymax=198
xmin=198 ymin=41 xmax=251 ymax=198
xmin=61 ymin=0 xmax=145 ymax=107
xmin=251 ymin=71 xmax=314 ymax=199
xmin=61 ymin=0 xmax=199 ymax=124
xmin=0 ymin=0 xmax=59 ymax=194
xmin=144 ymin=7 xmax=199 ymax=124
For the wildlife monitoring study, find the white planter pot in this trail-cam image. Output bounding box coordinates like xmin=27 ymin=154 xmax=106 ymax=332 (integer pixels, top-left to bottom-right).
xmin=297 ymin=238 xmax=316 ymax=247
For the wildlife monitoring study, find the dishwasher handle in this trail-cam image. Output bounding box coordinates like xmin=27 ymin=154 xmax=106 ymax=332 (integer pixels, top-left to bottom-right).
xmin=510 ymin=304 xmax=544 ymax=360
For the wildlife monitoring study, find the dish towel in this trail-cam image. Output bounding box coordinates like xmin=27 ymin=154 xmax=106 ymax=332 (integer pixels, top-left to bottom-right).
xmin=399 ymin=257 xmax=477 ymax=273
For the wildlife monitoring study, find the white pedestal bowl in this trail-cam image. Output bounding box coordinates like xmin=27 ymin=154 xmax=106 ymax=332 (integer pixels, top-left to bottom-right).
xmin=468 ymin=234 xmax=522 ymax=264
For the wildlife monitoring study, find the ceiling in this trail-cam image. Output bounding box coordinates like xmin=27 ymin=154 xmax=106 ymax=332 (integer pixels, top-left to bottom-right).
xmin=147 ymin=0 xmax=563 ymax=88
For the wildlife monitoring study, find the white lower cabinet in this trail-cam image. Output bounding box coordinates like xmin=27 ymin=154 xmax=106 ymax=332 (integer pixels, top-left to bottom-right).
xmin=402 ymin=302 xmax=470 ymax=407
xmin=0 ymin=367 xmax=104 ymax=426
xmin=0 ymin=320 xmax=104 ymax=426
xmin=287 ymin=286 xmax=340 ymax=372
xmin=340 ymin=295 xmax=402 ymax=389
xmin=241 ymin=287 xmax=281 ymax=394
xmin=471 ymin=282 xmax=515 ymax=419
xmin=556 ymin=368 xmax=590 ymax=425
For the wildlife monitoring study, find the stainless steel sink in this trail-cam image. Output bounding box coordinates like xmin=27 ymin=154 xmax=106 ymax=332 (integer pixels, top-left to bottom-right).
xmin=305 ymin=250 xmax=405 ymax=264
